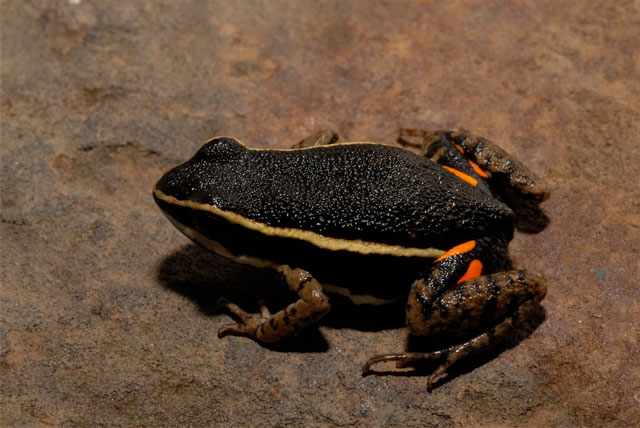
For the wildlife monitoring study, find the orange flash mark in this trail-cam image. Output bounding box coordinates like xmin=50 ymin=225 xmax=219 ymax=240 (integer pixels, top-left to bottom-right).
xmin=451 ymin=141 xmax=464 ymax=154
xmin=457 ymin=259 xmax=483 ymax=284
xmin=468 ymin=160 xmax=489 ymax=178
xmin=442 ymin=165 xmax=478 ymax=187
xmin=435 ymin=240 xmax=476 ymax=263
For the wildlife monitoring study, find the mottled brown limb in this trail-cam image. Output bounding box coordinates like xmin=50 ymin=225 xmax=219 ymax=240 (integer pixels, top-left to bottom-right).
xmin=364 ymin=300 xmax=540 ymax=390
xmin=216 ymin=265 xmax=331 ymax=343
xmin=398 ymin=129 xmax=487 ymax=187
xmin=448 ymin=130 xmax=550 ymax=203
xmin=364 ymin=267 xmax=546 ymax=389
xmin=292 ymin=129 xmax=340 ymax=148
xmin=406 ymin=269 xmax=547 ymax=337
xmin=398 ymin=128 xmax=550 ymax=204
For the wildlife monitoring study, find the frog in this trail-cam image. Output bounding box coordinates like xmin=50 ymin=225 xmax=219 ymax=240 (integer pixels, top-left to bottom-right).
xmin=153 ymin=128 xmax=549 ymax=388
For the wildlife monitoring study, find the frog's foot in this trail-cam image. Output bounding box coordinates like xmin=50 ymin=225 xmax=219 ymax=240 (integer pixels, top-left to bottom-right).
xmin=292 ymin=129 xmax=340 ymax=149
xmin=216 ymin=266 xmax=331 ymax=343
xmin=362 ymin=349 xmax=447 ymax=375
xmin=364 ymin=299 xmax=540 ymax=390
xmin=405 ymin=262 xmax=545 ymax=388
xmin=362 ymin=350 xmax=447 ymax=391
xmin=397 ymin=128 xmax=435 ymax=149
xmin=216 ymin=297 xmax=269 ymax=339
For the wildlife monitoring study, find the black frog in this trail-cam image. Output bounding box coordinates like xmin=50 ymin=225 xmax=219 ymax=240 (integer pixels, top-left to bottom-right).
xmin=153 ymin=129 xmax=549 ymax=388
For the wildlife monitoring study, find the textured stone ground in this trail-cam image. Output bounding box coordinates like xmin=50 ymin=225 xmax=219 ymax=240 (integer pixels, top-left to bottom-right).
xmin=1 ymin=1 xmax=638 ymax=426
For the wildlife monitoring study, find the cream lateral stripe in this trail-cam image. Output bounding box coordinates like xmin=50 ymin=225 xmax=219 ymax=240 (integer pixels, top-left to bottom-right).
xmin=154 ymin=189 xmax=445 ymax=258
xmin=161 ymin=211 xmax=275 ymax=269
xmin=199 ymin=136 xmax=390 ymax=152
xmin=164 ymin=211 xmax=404 ymax=306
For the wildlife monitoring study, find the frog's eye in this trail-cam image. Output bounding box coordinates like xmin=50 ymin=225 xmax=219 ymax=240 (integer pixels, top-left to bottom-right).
xmin=194 ymin=137 xmax=245 ymax=163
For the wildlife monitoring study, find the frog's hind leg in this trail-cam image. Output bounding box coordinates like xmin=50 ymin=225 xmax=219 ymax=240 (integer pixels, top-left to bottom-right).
xmin=292 ymin=129 xmax=340 ymax=149
xmin=399 ymin=129 xmax=550 ymax=230
xmin=443 ymin=131 xmax=551 ymax=230
xmin=398 ymin=129 xmax=494 ymax=194
xmin=364 ymin=297 xmax=541 ymax=390
xmin=363 ymin=238 xmax=547 ymax=388
xmin=216 ymin=265 xmax=331 ymax=343
xmin=404 ymin=129 xmax=550 ymax=203
xmin=449 ymin=131 xmax=550 ymax=203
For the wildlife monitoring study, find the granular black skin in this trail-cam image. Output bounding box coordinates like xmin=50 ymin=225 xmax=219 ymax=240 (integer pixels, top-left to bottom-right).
xmin=155 ymin=137 xmax=515 ymax=251
xmin=153 ymin=197 xmax=431 ymax=300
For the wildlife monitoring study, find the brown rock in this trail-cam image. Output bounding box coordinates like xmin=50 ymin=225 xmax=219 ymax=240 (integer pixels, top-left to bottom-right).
xmin=1 ymin=1 xmax=638 ymax=426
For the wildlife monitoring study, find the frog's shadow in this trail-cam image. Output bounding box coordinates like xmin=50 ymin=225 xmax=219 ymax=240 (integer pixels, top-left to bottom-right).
xmin=157 ymin=244 xmax=546 ymax=376
xmin=157 ymin=244 xmax=414 ymax=353
xmin=158 ymin=244 xmax=328 ymax=352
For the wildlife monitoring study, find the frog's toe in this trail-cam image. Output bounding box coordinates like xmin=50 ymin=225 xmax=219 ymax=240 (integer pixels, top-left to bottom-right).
xmin=426 ymin=372 xmax=444 ymax=391
xmin=217 ymin=318 xmax=264 ymax=339
xmin=215 ymin=297 xmax=252 ymax=322
xmin=363 ymin=349 xmax=467 ymax=390
xmin=362 ymin=353 xmax=406 ymax=374
xmin=258 ymin=299 xmax=271 ymax=318
xmin=362 ymin=350 xmax=447 ymax=375
xmin=215 ymin=297 xmax=267 ymax=339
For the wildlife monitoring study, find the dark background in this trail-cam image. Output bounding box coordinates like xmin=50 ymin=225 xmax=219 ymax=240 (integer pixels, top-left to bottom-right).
xmin=1 ymin=1 xmax=638 ymax=426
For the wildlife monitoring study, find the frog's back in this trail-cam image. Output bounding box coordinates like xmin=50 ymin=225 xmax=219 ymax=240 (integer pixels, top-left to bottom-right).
xmin=155 ymin=138 xmax=514 ymax=251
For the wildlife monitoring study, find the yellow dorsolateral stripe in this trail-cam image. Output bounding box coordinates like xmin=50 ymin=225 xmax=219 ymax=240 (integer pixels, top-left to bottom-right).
xmin=154 ymin=189 xmax=445 ymax=258
xmin=162 ymin=211 xmax=406 ymax=305
xmin=198 ymin=136 xmax=386 ymax=152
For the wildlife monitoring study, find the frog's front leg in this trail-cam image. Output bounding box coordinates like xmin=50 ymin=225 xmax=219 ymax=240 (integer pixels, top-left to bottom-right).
xmin=216 ymin=265 xmax=331 ymax=343
xmin=363 ymin=238 xmax=547 ymax=389
xmin=292 ymin=129 xmax=340 ymax=149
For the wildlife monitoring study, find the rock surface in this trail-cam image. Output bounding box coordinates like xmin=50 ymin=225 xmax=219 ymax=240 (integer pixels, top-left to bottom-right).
xmin=1 ymin=1 xmax=638 ymax=426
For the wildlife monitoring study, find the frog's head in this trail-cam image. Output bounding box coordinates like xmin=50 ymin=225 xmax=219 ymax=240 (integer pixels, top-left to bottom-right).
xmin=152 ymin=137 xmax=248 ymax=229
xmin=154 ymin=137 xmax=245 ymax=199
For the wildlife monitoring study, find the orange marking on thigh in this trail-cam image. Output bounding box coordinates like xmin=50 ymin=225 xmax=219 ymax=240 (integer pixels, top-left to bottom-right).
xmin=457 ymin=259 xmax=483 ymax=284
xmin=451 ymin=141 xmax=464 ymax=154
xmin=442 ymin=165 xmax=478 ymax=187
xmin=434 ymin=240 xmax=476 ymax=263
xmin=468 ymin=160 xmax=489 ymax=178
